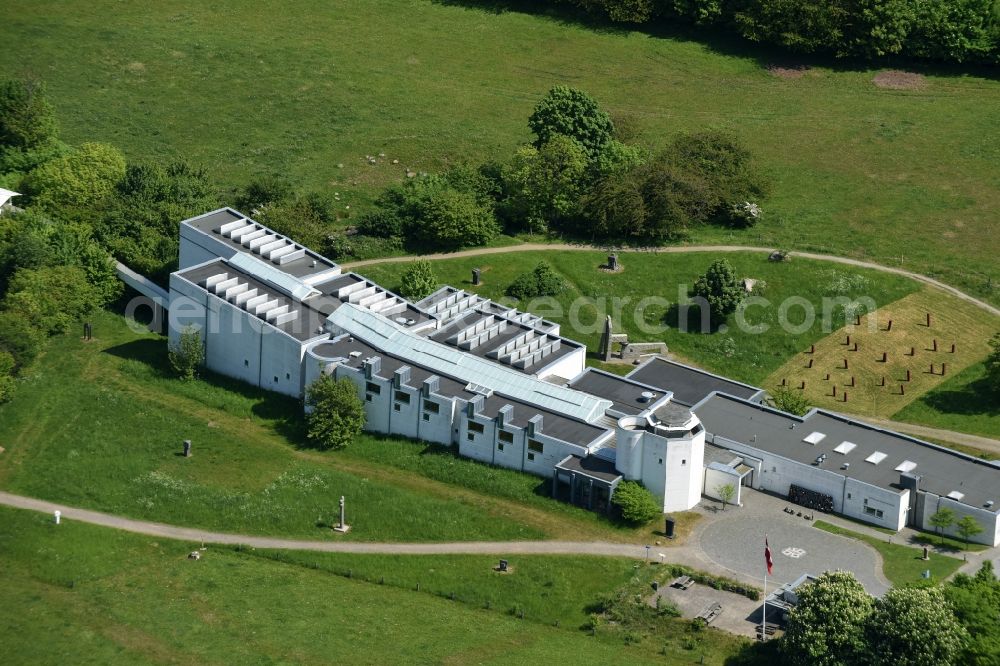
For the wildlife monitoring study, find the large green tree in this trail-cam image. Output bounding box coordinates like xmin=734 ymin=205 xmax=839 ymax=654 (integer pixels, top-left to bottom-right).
xmin=528 ymin=85 xmax=614 ymax=159
xmin=305 ymin=374 xmax=366 ymax=450
xmin=24 ymin=142 xmax=126 ymax=211
xmin=501 ymin=135 xmax=589 ymax=233
xmin=0 ymin=78 xmax=58 ymax=150
xmin=2 ymin=265 xmax=103 ymax=335
xmin=398 ymin=260 xmax=437 ymax=300
xmin=946 ymin=562 xmax=1000 ymax=666
xmin=693 ymin=258 xmax=745 ymax=324
xmin=782 ymin=570 xmax=875 ymax=666
xmin=868 ymin=586 xmax=967 ymax=666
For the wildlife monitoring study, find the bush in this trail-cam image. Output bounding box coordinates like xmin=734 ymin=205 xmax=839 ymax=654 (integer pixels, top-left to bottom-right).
xmin=506 ymin=262 xmax=564 ymax=300
xmin=770 ymin=386 xmax=811 ymax=416
xmin=0 ymin=310 xmax=44 ymax=370
xmin=305 ymin=374 xmax=366 ymax=450
xmin=410 ymin=186 xmax=499 ymax=250
xmin=324 ymin=234 xmax=404 ymax=261
xmin=3 ymin=265 xmax=103 ymax=335
xmin=692 ymin=259 xmax=744 ymax=324
xmin=355 ymin=209 xmax=406 ymax=239
xmin=500 ymin=135 xmax=589 ymax=233
xmin=168 ymin=325 xmax=204 ymax=381
xmin=611 ymin=480 xmax=661 ymax=523
xmin=0 ymin=350 xmax=15 ymax=403
xmin=398 ymin=260 xmax=437 ymax=301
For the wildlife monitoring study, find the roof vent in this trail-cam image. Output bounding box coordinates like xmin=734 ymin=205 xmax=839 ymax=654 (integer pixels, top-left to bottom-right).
xmin=640 ymin=391 xmax=656 ymax=402
xmin=311 ymin=259 xmax=317 ymax=267
xmin=349 ymin=351 xmax=362 ymax=359
xmin=841 ymin=462 xmax=850 ymax=470
xmin=947 ymin=490 xmax=965 ymax=501
xmin=986 ymin=500 xmax=995 ymax=509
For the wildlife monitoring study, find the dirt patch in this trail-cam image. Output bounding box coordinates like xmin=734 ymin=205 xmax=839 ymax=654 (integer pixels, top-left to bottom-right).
xmin=125 ymin=61 xmax=146 ymax=74
xmin=873 ymin=70 xmax=925 ymax=90
xmin=767 ymin=63 xmax=810 ymax=79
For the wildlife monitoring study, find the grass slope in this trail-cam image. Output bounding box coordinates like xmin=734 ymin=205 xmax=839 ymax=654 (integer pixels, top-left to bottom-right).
xmin=2 ymin=1 xmax=999 ymax=303
xmin=764 ymin=287 xmax=997 ymax=418
xmin=358 ymin=250 xmax=920 ymax=385
xmin=893 ymin=362 xmax=1000 ymax=440
xmin=0 ymin=310 xmax=660 ymax=542
xmin=0 ymin=506 xmax=751 ymax=664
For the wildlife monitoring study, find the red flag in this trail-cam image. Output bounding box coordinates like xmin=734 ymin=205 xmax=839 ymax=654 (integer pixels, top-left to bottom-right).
xmin=765 ymin=536 xmax=773 ymax=575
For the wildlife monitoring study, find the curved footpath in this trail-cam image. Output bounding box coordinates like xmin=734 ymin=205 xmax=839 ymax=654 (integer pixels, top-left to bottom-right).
xmin=343 ymin=244 xmax=1000 ymax=319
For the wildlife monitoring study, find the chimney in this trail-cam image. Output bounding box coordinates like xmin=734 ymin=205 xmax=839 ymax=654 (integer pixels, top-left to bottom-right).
xmin=393 ymin=366 xmax=411 ymax=389
xmin=422 ymin=375 xmax=439 ymax=398
xmin=528 ymin=414 xmax=544 ymax=437
xmin=466 ymin=394 xmax=485 ymax=418
xmin=497 ymin=404 xmax=514 ymax=429
xmin=363 ymin=356 xmax=381 ymax=379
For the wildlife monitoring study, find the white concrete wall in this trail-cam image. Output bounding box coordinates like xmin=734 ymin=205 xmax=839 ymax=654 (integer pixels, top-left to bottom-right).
xmin=259 ymin=324 xmax=308 ymax=398
xmin=415 ymin=391 xmax=455 ymax=446
xmin=535 ymin=345 xmax=586 ymax=381
xmin=388 ymin=383 xmax=421 ymax=439
xmin=459 ymin=412 xmax=497 ymax=465
xmin=179 ymin=224 xmax=236 ymax=269
xmin=204 ymin=298 xmax=263 ymax=386
xmin=919 ymin=493 xmax=1000 ymax=547
xmin=704 ymin=466 xmax=743 ymax=506
xmin=168 ymin=274 xmax=209 ymax=347
xmin=493 ymin=425 xmax=526 ymax=470
xmin=615 ymin=423 xmax=644 ymax=480
xmin=522 ymin=432 xmax=587 ymax=479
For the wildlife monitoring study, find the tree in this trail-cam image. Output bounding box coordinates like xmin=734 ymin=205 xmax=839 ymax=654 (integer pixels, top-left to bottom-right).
xmin=528 ymin=85 xmax=614 ymax=159
xmin=305 ymin=374 xmax=366 ymax=450
xmin=0 ymin=350 xmax=15 ymax=403
xmin=692 ymin=259 xmax=744 ymax=324
xmin=0 ymin=311 xmax=44 ymax=370
xmin=581 ymin=168 xmax=648 ymax=241
xmin=0 ymin=78 xmax=58 ymax=150
xmin=398 ymin=260 xmax=437 ymax=300
xmin=930 ymin=506 xmax=957 ymax=543
xmin=956 ymin=515 xmax=985 ymax=549
xmin=506 ymin=262 xmax=564 ymax=300
xmin=168 ymin=325 xmax=204 ymax=381
xmin=413 ymin=187 xmax=499 ymax=249
xmin=770 ymin=386 xmax=811 ymax=416
xmin=24 ymin=142 xmax=126 ymax=211
xmin=867 ymin=585 xmax=967 ymax=666
xmin=946 ymin=562 xmax=1000 ymax=666
xmin=2 ymin=265 xmax=103 ymax=335
xmin=782 ymin=570 xmax=875 ymax=666
xmin=500 ymin=135 xmax=589 ymax=234
xmin=611 ymin=480 xmax=661 ymax=523
xmin=716 ymin=483 xmax=735 ymax=510
xmin=986 ymin=333 xmax=1000 ymax=395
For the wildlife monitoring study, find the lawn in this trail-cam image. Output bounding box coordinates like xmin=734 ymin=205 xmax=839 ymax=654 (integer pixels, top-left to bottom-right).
xmin=357 ymin=250 xmax=922 ymax=385
xmin=0 ymin=506 xmax=751 ymax=664
xmin=1 ymin=0 xmax=998 ymax=305
xmin=0 ymin=309 xmax=661 ymax=543
xmin=763 ymin=287 xmax=998 ymax=419
xmin=814 ymin=520 xmax=965 ymax=586
xmin=893 ymin=362 xmax=1000 ymax=440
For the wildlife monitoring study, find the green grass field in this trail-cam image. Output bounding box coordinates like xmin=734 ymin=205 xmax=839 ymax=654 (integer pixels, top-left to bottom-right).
xmin=358 ymin=250 xmax=923 ymax=385
xmin=0 ymin=309 xmax=669 ymax=543
xmin=0 ymin=506 xmax=750 ymax=664
xmin=2 ymin=0 xmax=998 ymax=305
xmin=893 ymin=362 xmax=1000 ymax=440
xmin=814 ymin=521 xmax=965 ymax=586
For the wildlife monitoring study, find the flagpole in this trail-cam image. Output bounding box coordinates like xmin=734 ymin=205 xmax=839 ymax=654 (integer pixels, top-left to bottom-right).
xmin=762 ymin=565 xmax=768 ymax=641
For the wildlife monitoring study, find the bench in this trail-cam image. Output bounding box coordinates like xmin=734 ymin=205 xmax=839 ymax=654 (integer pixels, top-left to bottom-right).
xmin=756 ymin=623 xmax=777 ymax=640
xmin=670 ymin=575 xmax=694 ymax=590
xmin=696 ymin=602 xmax=723 ymax=624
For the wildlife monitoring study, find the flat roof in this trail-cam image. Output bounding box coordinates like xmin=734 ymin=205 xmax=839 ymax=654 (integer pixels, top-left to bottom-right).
xmin=175 ymin=259 xmax=327 ymax=343
xmin=183 ymin=208 xmax=339 ymax=279
xmin=695 ymin=393 xmax=1000 ymax=511
xmin=567 ymin=369 xmax=668 ymax=415
xmin=555 ymin=454 xmax=622 ymax=484
xmin=311 ymin=335 xmax=608 ymax=447
xmin=312 ymin=273 xmax=434 ymax=328
xmin=627 ymin=357 xmax=765 ymax=406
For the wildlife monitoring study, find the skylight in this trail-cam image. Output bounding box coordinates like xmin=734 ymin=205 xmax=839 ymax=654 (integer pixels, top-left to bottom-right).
xmin=895 ymin=460 xmax=917 ymax=473
xmin=803 ymin=431 xmax=826 ymax=445
xmin=833 ymin=441 xmax=857 ymax=455
xmin=865 ymin=451 xmax=887 ymax=465
xmin=947 ymin=491 xmax=965 ymax=501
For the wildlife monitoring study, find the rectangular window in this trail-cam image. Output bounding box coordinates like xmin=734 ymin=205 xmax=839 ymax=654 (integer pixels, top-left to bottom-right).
xmin=467 ymin=433 xmax=475 ymax=441
xmin=497 ymin=443 xmax=505 ymax=452
xmin=424 ymin=401 xmax=440 ymax=414
xmin=863 ymin=506 xmax=884 ymax=519
xmin=422 ymin=413 xmax=430 ymax=421
xmin=527 ymin=452 xmax=535 ymax=462
xmin=365 ymin=395 xmax=372 ymax=402
xmin=365 ymin=382 xmax=381 ymax=395
xmin=394 ymin=390 xmax=410 ymax=404
xmin=498 ymin=430 xmax=514 ymax=443
xmin=468 ymin=421 xmax=485 ymax=434
xmin=528 ymin=439 xmax=543 ymax=454
xmin=393 ymin=403 xmax=400 ymax=412
xmin=658 ymin=458 xmax=663 ymax=465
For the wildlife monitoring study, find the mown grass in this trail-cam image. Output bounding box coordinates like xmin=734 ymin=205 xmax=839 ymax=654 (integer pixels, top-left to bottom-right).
xmin=358 ymin=250 xmax=921 ymax=385
xmin=0 ymin=506 xmax=750 ymax=664
xmin=0 ymin=309 xmax=661 ymax=542
xmin=814 ymin=520 xmax=965 ymax=586
xmin=3 ymin=0 xmax=998 ymax=304
xmin=893 ymin=362 xmax=1000 ymax=440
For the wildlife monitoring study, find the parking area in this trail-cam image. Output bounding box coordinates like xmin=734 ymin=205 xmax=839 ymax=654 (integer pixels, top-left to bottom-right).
xmin=692 ymin=488 xmax=889 ymax=596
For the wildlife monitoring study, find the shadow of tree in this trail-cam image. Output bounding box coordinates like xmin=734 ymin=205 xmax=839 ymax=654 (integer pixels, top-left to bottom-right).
xmin=916 ymin=376 xmax=999 ymax=417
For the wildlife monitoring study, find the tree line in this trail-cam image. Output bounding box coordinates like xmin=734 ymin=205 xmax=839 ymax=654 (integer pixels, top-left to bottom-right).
xmin=552 ymin=0 xmax=1000 ymax=64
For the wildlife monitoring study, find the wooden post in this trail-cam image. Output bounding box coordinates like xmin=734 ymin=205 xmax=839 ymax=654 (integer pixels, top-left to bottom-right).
xmin=932 ymin=339 xmax=937 ymax=352
xmin=832 ymin=385 xmax=837 ymax=397
xmin=808 ymin=344 xmax=815 ymax=354
xmin=824 ymin=373 xmax=830 ymax=381
xmin=843 ymin=391 xmax=848 ymax=402
xmin=942 ymin=362 xmax=947 ymax=375
xmin=799 ymin=381 xmax=806 ymax=390
xmin=842 ymin=358 xmax=849 ymax=370
xmin=878 ymin=376 xmax=885 ymax=387
xmin=781 ymin=378 xmax=787 ymax=386
xmin=926 ymin=312 xmax=932 ymax=327
xmin=950 ymin=343 xmax=956 ymax=353
xmin=852 ymin=342 xmax=859 ymax=352
xmin=880 ymin=351 xmax=887 ymax=363
xmin=886 ymin=320 xmax=893 ymax=331
xmin=855 ymin=314 xmax=861 ymax=326
xmin=849 ymin=376 xmax=855 ymax=387
xmin=900 ymin=384 xmax=905 ymax=396
xmin=807 ymin=359 xmax=814 ymax=368
xmin=846 ymin=334 xmax=851 ymax=346
xmin=905 ymin=369 xmax=911 ymax=382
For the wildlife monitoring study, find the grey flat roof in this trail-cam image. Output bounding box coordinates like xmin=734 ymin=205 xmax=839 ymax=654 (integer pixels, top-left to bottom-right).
xmin=184 ymin=208 xmax=338 ymax=279
xmin=311 ymin=335 xmax=608 ymax=447
xmin=312 ymin=273 xmax=433 ymax=327
xmin=429 ymin=311 xmax=579 ymax=375
xmin=175 ymin=259 xmax=327 ymax=343
xmin=568 ymin=369 xmax=666 ymax=415
xmin=695 ymin=393 xmax=1000 ymax=511
xmin=627 ymin=357 xmax=764 ymax=406
xmin=556 ymin=454 xmax=622 ymax=484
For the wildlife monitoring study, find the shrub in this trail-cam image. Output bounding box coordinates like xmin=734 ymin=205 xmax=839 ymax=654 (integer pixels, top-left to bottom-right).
xmin=770 ymin=386 xmax=811 ymax=416
xmin=611 ymin=480 xmax=661 ymax=523
xmin=3 ymin=265 xmax=103 ymax=335
xmin=501 ymin=135 xmax=589 ymax=233
xmin=168 ymin=325 xmax=205 ymax=381
xmin=506 ymin=262 xmax=564 ymax=300
xmin=305 ymin=374 xmax=366 ymax=450
xmin=410 ymin=187 xmax=499 ymax=250
xmin=324 ymin=234 xmax=404 ymax=261
xmin=692 ymin=259 xmax=744 ymax=324
xmin=355 ymin=209 xmax=406 ymax=239
xmin=0 ymin=310 xmax=44 ymax=370
xmin=398 ymin=260 xmax=437 ymax=300
xmin=0 ymin=350 xmax=15 ymax=403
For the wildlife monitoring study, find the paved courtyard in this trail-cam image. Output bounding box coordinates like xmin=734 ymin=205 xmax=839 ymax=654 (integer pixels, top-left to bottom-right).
xmin=692 ymin=488 xmax=890 ymax=596
xmin=652 ymin=582 xmax=761 ymax=637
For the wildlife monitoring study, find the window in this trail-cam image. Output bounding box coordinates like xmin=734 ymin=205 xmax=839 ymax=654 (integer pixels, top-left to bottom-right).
xmin=468 ymin=421 xmax=485 ymax=434
xmin=365 ymin=382 xmax=381 ymax=395
xmin=658 ymin=458 xmax=663 ymax=465
xmin=244 ymin=359 xmax=249 ymax=367
xmin=527 ymin=452 xmax=535 ymax=461
xmin=497 ymin=443 xmax=505 ymax=452
xmin=424 ymin=401 xmax=439 ymax=414
xmin=422 ymin=413 xmax=430 ymax=421
xmin=498 ymin=430 xmax=514 ymax=443
xmin=394 ymin=390 xmax=410 ymax=404
xmin=847 ymin=493 xmax=852 ymax=499
xmin=273 ymin=376 xmax=278 ymax=383
xmin=285 ymin=372 xmax=291 ymax=380
xmin=681 ymin=459 xmax=686 ymax=466
xmin=393 ymin=404 xmax=401 ymax=412
xmin=365 ymin=395 xmax=372 ymax=402
xmin=864 ymin=506 xmax=884 ymax=519
xmin=528 ymin=440 xmax=544 ymax=454
xmin=467 ymin=433 xmax=475 ymax=441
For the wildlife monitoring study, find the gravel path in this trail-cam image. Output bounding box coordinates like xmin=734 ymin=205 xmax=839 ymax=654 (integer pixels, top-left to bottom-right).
xmin=342 ymin=244 xmax=1000 ymax=319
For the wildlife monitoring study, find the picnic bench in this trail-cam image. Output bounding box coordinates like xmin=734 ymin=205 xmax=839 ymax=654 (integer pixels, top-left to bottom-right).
xmin=695 ymin=602 xmax=723 ymax=625
xmin=670 ymin=575 xmax=694 ymax=590
xmin=756 ymin=623 xmax=777 ymax=640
